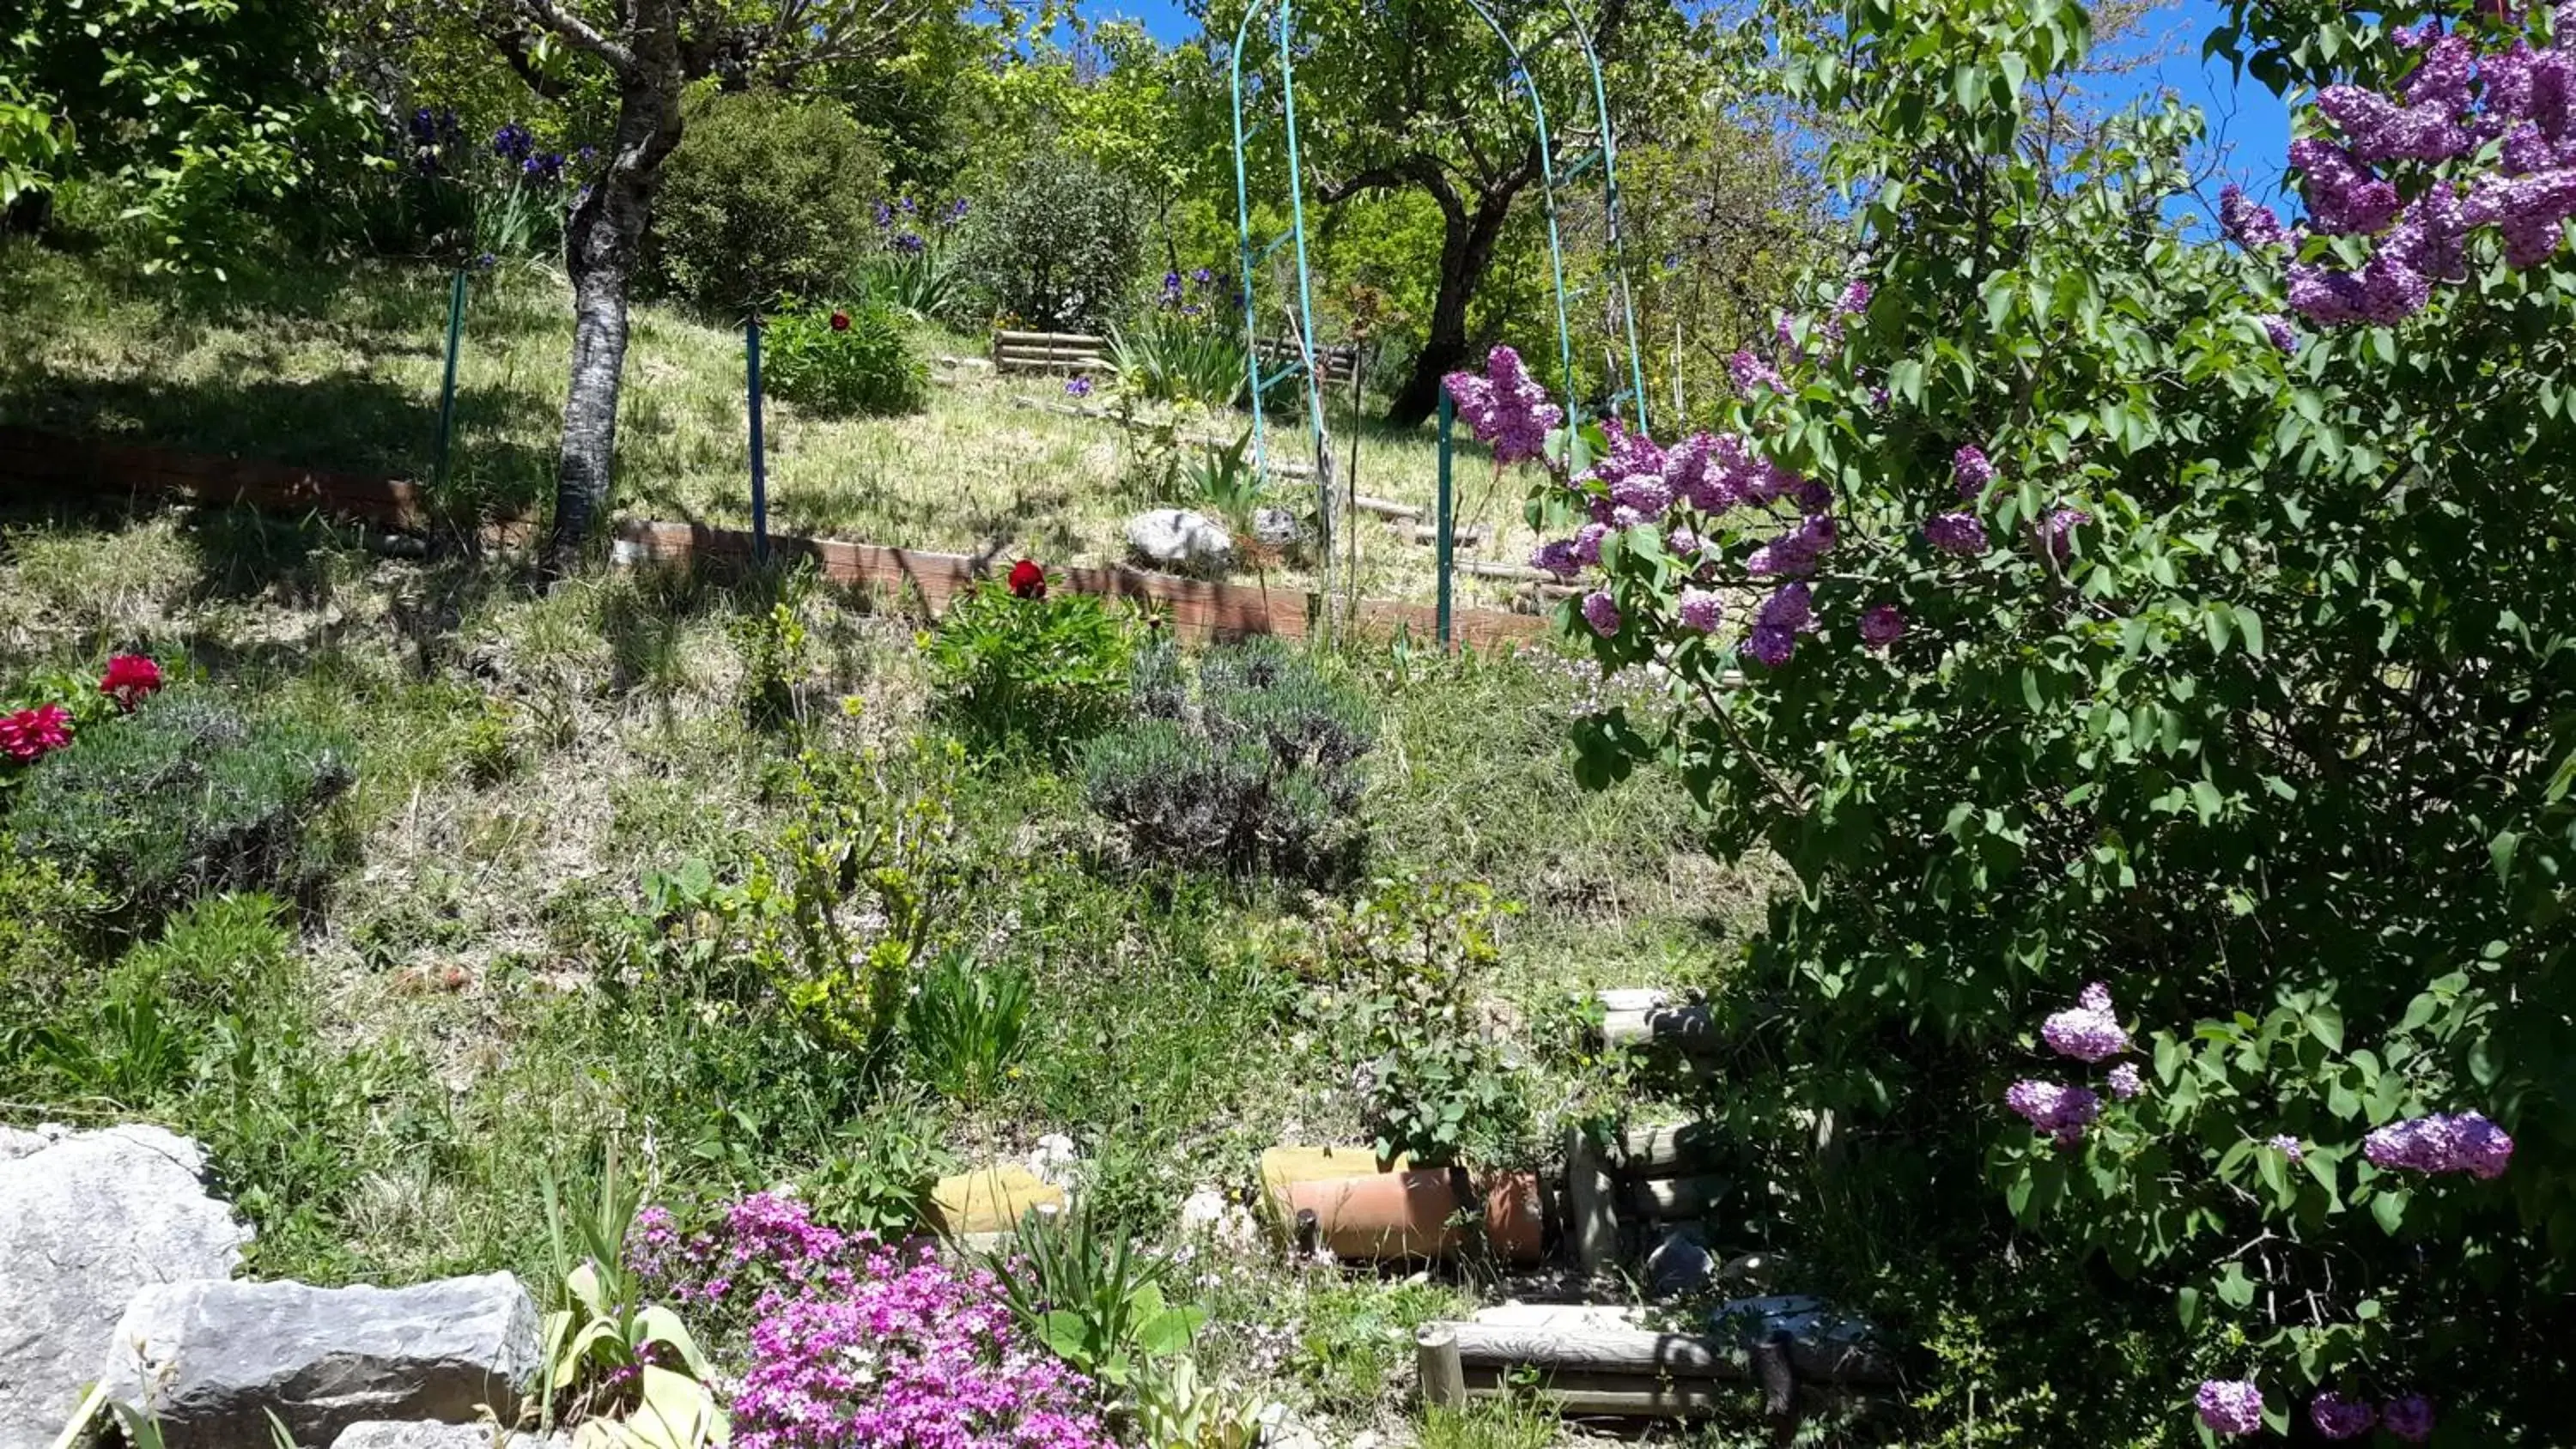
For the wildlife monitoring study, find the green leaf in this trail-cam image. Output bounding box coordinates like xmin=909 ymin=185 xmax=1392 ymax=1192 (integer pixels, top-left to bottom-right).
xmin=2371 ymin=1191 xmax=2406 ymax=1234
xmin=2203 ymin=607 xmax=2232 ymax=655
xmin=2191 ymin=779 xmax=2223 ymax=822
xmin=2176 ymin=1284 xmax=2201 ymax=1329
xmin=2305 ymin=1003 xmax=2343 ymax=1053
xmin=2215 ymin=1261 xmax=2257 ymax=1308
xmin=2230 ymin=604 xmax=2264 ymax=657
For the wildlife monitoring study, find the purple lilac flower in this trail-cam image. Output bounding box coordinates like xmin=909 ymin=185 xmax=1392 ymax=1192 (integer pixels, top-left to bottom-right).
xmin=2310 ymin=1392 xmax=2377 ymax=1440
xmin=2269 ymin=1133 xmax=2306 ymax=1163
xmin=1581 ymin=590 xmax=1622 ymax=638
xmin=2037 ymin=506 xmax=2090 ymax=564
xmin=1859 ymin=604 xmax=1905 ymax=648
xmin=1869 ymin=384 xmax=1891 ymax=411
xmin=1758 ymin=581 xmax=1814 ymax=634
xmin=2005 ymin=1080 xmax=2103 ymax=1146
xmin=1443 ymin=345 xmax=1564 ymax=465
xmin=2106 ymin=1063 xmax=2144 ymax=1100
xmin=1065 ymin=376 xmax=1094 ymax=398
xmin=2259 ymin=313 xmax=2299 ymax=353
xmin=2318 ymin=83 xmax=2473 ymax=165
xmin=1665 ymin=525 xmax=1702 ymax=559
xmin=1678 ymin=587 xmax=1722 ymax=633
xmin=2290 ymin=138 xmax=2406 ymax=234
xmin=1531 ymin=539 xmax=1581 ymax=578
xmin=2196 ymin=1380 xmax=2266 ymax=1437
xmin=2041 ymin=985 xmax=2129 ymax=1062
xmin=2219 ymin=183 xmax=2293 ymax=250
xmin=1747 ymin=514 xmax=1838 ymax=578
xmin=1953 ymin=444 xmax=1997 ymax=500
xmin=2383 ymin=1394 xmax=2435 ymax=1442
xmin=1729 ymin=349 xmax=1786 ymax=395
xmin=1612 ymin=471 xmax=1674 ymax=521
xmin=407 ymin=108 xmax=440 ymax=145
xmin=1746 ymin=627 xmax=1795 ymax=667
xmin=1836 ymin=279 xmax=1873 ymax=314
xmin=1664 ymin=432 xmax=1728 ymax=512
xmin=1924 ymin=512 xmax=1988 ymax=555
xmin=1572 ymin=521 xmax=1609 ymax=566
xmin=2364 ymin=1111 xmax=2515 ymax=1178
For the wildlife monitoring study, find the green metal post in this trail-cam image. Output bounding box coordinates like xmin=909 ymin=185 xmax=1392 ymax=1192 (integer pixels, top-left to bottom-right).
xmin=1457 ymin=0 xmax=1579 ymax=455
xmin=1558 ymin=0 xmax=1649 ymax=436
xmin=746 ymin=317 xmax=769 ymax=564
xmin=432 ymin=270 xmax=468 ymax=494
xmin=1437 ymin=391 xmax=1455 ymax=650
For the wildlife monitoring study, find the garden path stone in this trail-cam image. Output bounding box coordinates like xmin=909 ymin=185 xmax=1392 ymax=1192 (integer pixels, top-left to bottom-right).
xmin=1125 ymin=508 xmax=1235 ymax=574
xmin=1645 ymin=1223 xmax=1716 ymax=1300
xmin=0 ymin=1124 xmax=252 ymax=1449
xmin=331 ymin=1422 xmax=549 ymax=1449
xmin=99 ymin=1272 xmax=540 ymax=1449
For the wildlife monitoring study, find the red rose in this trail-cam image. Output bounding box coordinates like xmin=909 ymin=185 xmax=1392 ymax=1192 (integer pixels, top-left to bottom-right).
xmin=1007 ymin=559 xmax=1047 ymax=599
xmin=100 ymin=653 xmax=164 ymax=712
xmin=0 ymin=703 xmax=72 ymax=763
xmin=829 ymin=309 xmax=851 ymax=332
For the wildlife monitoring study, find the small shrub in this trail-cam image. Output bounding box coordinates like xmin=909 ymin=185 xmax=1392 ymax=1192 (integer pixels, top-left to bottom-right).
xmin=1303 ymin=874 xmax=1529 ymax=1168
xmin=762 ymin=298 xmax=926 ymax=419
xmin=0 ymin=842 xmax=106 ymax=1091
xmin=900 ymin=948 xmax=1032 ymax=1106
xmin=1081 ymin=639 xmax=1373 ymax=883
xmin=11 ymin=690 xmax=353 ymax=912
xmin=957 ymin=146 xmax=1146 ymax=334
xmin=652 ymin=88 xmax=885 ymax=314
xmin=923 ymin=580 xmax=1133 ymax=758
xmin=802 ymin=1090 xmax=957 ymax=1234
xmin=854 ymin=195 xmax=972 ymax=323
xmin=979 ymin=1198 xmax=1205 ymax=1393
xmin=1109 ymin=310 xmax=1248 ymax=411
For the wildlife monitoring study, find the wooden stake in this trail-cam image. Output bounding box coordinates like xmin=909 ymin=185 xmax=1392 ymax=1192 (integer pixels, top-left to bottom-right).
xmin=1417 ymin=1323 xmax=1467 ymax=1410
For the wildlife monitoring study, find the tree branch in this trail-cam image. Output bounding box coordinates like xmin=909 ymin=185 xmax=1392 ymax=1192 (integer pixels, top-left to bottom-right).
xmin=489 ymin=24 xmax=575 ymax=100
xmin=510 ymin=0 xmax=636 ymax=75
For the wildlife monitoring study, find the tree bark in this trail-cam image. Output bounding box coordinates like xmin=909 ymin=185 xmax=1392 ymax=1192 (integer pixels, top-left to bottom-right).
xmin=532 ymin=3 xmax=683 ymax=580
xmin=1386 ymin=189 xmax=1516 ymax=427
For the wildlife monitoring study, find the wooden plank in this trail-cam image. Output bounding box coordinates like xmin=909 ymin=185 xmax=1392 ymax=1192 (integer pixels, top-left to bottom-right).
xmin=1445 ymin=1320 xmax=1897 ymax=1388
xmin=1418 ymin=1325 xmax=1468 ymax=1409
xmin=1461 ymin=1365 xmax=1734 ymax=1417
xmin=1628 ymin=1173 xmax=1725 ymax=1222
xmin=1620 ymin=1122 xmax=1722 ymax=1177
xmin=1352 ymin=494 xmax=1421 ymax=521
xmin=1564 ymin=1127 xmax=1620 ymax=1276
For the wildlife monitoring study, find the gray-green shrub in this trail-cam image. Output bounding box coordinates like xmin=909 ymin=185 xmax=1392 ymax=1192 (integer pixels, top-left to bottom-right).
xmin=957 ymin=146 xmax=1145 ymax=334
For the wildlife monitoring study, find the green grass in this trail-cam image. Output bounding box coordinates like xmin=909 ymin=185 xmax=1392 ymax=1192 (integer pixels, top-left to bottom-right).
xmin=0 ymin=240 xmax=1556 ymax=608
xmin=0 ymin=494 xmax=1775 ymax=1443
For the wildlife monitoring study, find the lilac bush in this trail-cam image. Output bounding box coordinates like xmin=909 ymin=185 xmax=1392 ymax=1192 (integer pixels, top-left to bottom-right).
xmin=631 ymin=1193 xmax=1116 ymax=1449
xmin=1491 ymin=0 xmax=2575 ymax=1436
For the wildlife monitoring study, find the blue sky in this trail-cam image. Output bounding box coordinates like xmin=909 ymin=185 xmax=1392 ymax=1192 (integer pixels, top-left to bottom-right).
xmin=1071 ymin=0 xmax=2293 ymax=199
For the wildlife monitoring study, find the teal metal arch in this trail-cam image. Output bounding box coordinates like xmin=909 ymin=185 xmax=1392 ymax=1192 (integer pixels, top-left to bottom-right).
xmin=1228 ymin=0 xmax=1334 ymax=582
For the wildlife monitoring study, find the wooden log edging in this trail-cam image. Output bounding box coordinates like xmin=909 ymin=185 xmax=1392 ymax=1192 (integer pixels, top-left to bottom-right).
xmin=611 ymin=520 xmax=1551 ymax=650
xmin=0 ymin=425 xmax=475 ymax=531
xmin=1431 ymin=1308 xmax=1899 ymax=1426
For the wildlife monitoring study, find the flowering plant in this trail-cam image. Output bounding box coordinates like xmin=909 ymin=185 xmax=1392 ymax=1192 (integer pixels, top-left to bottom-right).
xmin=632 ymin=1192 xmax=1115 ymax=1449
xmin=1504 ymin=0 xmax=2576 ymax=1436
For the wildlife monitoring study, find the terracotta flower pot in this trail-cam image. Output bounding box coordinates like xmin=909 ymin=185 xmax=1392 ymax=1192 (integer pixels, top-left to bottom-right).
xmin=1264 ymin=1147 xmax=1542 ymax=1264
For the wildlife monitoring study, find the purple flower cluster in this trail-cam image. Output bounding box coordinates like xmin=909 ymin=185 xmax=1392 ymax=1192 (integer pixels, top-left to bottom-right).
xmin=1581 ymin=590 xmax=1623 ymax=638
xmin=2105 ymin=1062 xmax=2143 ymax=1100
xmin=633 ymin=1193 xmax=1114 ymax=1449
xmin=1747 ymin=513 xmax=1838 ymax=578
xmin=2196 ymin=1379 xmax=2266 ymax=1437
xmin=1952 ymin=444 xmax=1997 ymax=500
xmin=2258 ymin=313 xmax=2300 ymax=353
xmin=1858 ymin=603 xmax=1905 ymax=648
xmin=2219 ymin=183 xmax=2293 ymax=250
xmin=1443 ymin=346 xmax=1564 ymax=465
xmin=2040 ymin=982 xmax=2129 ymax=1063
xmin=2034 ymin=506 xmax=2089 ymax=565
xmin=1746 ymin=582 xmax=1815 ymax=666
xmin=1728 ymin=349 xmax=1787 ymax=395
xmin=2287 ymin=21 xmax=2576 ymax=324
xmin=1923 ymin=511 xmax=1988 ymax=555
xmin=2311 ymin=1392 xmax=2378 ymax=1440
xmin=2385 ymin=1393 xmax=2437 ymax=1442
xmin=2005 ymin=1079 xmax=2103 ymax=1148
xmin=492 ymin=122 xmax=536 ymax=166
xmin=2363 ymin=1110 xmax=2515 ymax=1179
xmin=2268 ymin=1133 xmax=2306 ymax=1163
xmin=1678 ymin=587 xmax=1722 ymax=634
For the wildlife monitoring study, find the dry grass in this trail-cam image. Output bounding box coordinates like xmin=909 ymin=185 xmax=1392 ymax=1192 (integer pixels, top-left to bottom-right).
xmin=0 ymin=242 xmax=1554 ymax=609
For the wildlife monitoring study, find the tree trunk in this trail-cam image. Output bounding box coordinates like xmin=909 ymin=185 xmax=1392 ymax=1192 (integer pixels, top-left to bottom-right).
xmin=1386 ymin=193 xmax=1516 ymax=427
xmin=540 ymin=61 xmax=683 ymax=580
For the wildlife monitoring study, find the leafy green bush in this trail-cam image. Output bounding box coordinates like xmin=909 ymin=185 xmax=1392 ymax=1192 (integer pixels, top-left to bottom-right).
xmin=854 ymin=195 xmax=972 ymax=324
xmin=980 ymin=1198 xmax=1204 ymax=1393
xmin=1303 ymin=874 xmax=1528 ymax=1168
xmin=0 ymin=842 xmax=106 ymax=1092
xmin=762 ymin=298 xmax=927 ymax=419
xmin=11 ymin=691 xmax=352 ymax=912
xmin=957 ymin=146 xmax=1146 ymax=333
xmin=652 ymin=89 xmax=885 ymax=315
xmin=923 ymin=581 xmax=1133 ymax=758
xmin=1518 ymin=0 xmax=2576 ymax=1436
xmin=1082 ymin=639 xmax=1372 ymax=883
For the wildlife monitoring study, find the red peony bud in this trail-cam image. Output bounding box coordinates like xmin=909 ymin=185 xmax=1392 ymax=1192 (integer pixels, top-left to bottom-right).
xmin=829 ymin=309 xmax=851 ymax=331
xmin=1007 ymin=559 xmax=1047 ymax=599
xmin=100 ymin=654 xmax=164 ymax=712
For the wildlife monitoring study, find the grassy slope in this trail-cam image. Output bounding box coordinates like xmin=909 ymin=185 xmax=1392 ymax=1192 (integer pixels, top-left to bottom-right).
xmin=0 ymin=243 xmax=1556 ymax=608
xmin=0 ymin=497 xmax=1777 ymax=1444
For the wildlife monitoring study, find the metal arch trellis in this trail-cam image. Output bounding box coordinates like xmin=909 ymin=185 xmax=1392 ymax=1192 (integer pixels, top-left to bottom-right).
xmin=1227 ymin=0 xmax=1653 ymax=514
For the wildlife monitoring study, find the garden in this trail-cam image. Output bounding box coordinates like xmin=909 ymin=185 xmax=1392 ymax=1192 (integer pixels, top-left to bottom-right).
xmin=3 ymin=0 xmax=2573 ymax=1445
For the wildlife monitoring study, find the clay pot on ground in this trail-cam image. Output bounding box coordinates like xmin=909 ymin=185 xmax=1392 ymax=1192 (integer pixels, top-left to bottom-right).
xmin=1260 ymin=1146 xmax=1542 ymax=1264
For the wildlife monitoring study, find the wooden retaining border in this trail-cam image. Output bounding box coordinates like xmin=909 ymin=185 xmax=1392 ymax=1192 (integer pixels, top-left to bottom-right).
xmin=612 ymin=520 xmax=1549 ymax=649
xmin=0 ymin=426 xmax=1549 ymax=649
xmin=1564 ymin=1117 xmax=1728 ymax=1275
xmin=1417 ymin=1304 xmax=1897 ymax=1439
xmin=991 ymin=330 xmax=1111 ymax=374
